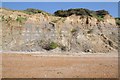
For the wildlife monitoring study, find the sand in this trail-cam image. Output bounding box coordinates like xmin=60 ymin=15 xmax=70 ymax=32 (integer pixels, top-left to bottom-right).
xmin=0 ymin=54 xmax=2 ymax=79
xmin=1 ymin=53 xmax=118 ymax=78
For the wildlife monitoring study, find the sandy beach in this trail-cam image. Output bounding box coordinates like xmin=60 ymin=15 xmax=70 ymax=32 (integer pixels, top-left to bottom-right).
xmin=0 ymin=54 xmax=2 ymax=79
xmin=1 ymin=53 xmax=118 ymax=78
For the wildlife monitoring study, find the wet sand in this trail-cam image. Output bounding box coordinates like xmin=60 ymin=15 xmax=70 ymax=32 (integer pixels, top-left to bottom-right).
xmin=2 ymin=53 xmax=118 ymax=78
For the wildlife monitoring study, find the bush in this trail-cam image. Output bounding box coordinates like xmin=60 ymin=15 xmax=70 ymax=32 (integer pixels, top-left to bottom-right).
xmin=96 ymin=15 xmax=104 ymax=21
xmin=41 ymin=41 xmax=59 ymax=50
xmin=24 ymin=8 xmax=42 ymax=14
xmin=49 ymin=42 xmax=58 ymax=49
xmin=96 ymin=10 xmax=109 ymax=16
xmin=16 ymin=16 xmax=27 ymax=23
xmin=23 ymin=8 xmax=52 ymax=15
xmin=115 ymin=18 xmax=120 ymax=26
xmin=1 ymin=16 xmax=4 ymax=21
xmin=54 ymin=8 xmax=109 ymax=17
xmin=91 ymin=14 xmax=104 ymax=21
xmin=54 ymin=8 xmax=93 ymax=17
xmin=54 ymin=10 xmax=68 ymax=17
xmin=54 ymin=8 xmax=109 ymax=21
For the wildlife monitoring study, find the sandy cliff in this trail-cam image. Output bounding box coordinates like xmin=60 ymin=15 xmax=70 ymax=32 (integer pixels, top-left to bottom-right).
xmin=0 ymin=8 xmax=119 ymax=53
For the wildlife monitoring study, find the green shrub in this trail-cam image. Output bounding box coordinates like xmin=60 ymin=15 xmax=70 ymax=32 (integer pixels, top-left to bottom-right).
xmin=54 ymin=8 xmax=92 ymax=17
xmin=96 ymin=10 xmax=109 ymax=16
xmin=49 ymin=42 xmax=58 ymax=49
xmin=54 ymin=8 xmax=109 ymax=18
xmin=23 ymin=11 xmax=33 ymax=15
xmin=16 ymin=16 xmax=27 ymax=23
xmin=54 ymin=8 xmax=108 ymax=22
xmin=42 ymin=41 xmax=59 ymax=50
xmin=96 ymin=15 xmax=104 ymax=21
xmin=115 ymin=18 xmax=120 ymax=26
xmin=90 ymin=13 xmax=104 ymax=21
xmin=24 ymin=8 xmax=42 ymax=14
xmin=1 ymin=16 xmax=4 ymax=21
xmin=23 ymin=8 xmax=52 ymax=15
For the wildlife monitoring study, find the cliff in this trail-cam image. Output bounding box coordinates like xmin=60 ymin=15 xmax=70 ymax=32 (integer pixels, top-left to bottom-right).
xmin=0 ymin=8 xmax=119 ymax=53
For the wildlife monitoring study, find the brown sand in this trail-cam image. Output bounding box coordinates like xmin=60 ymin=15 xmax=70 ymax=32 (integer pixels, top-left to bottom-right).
xmin=0 ymin=54 xmax=2 ymax=78
xmin=2 ymin=53 xmax=118 ymax=78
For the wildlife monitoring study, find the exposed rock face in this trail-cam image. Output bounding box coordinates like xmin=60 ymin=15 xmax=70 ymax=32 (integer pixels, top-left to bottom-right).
xmin=0 ymin=8 xmax=119 ymax=53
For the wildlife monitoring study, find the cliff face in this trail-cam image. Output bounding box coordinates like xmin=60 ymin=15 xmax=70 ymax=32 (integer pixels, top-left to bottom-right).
xmin=0 ymin=8 xmax=119 ymax=53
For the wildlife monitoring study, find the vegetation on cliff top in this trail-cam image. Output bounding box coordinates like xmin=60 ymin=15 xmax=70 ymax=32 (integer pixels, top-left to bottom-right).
xmin=54 ymin=8 xmax=109 ymax=21
xmin=23 ymin=8 xmax=52 ymax=15
xmin=54 ymin=8 xmax=109 ymax=17
xmin=2 ymin=8 xmax=118 ymax=23
xmin=23 ymin=8 xmax=109 ymax=18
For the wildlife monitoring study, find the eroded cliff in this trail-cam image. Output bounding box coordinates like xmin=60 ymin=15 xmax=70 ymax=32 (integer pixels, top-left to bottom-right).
xmin=0 ymin=8 xmax=119 ymax=53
